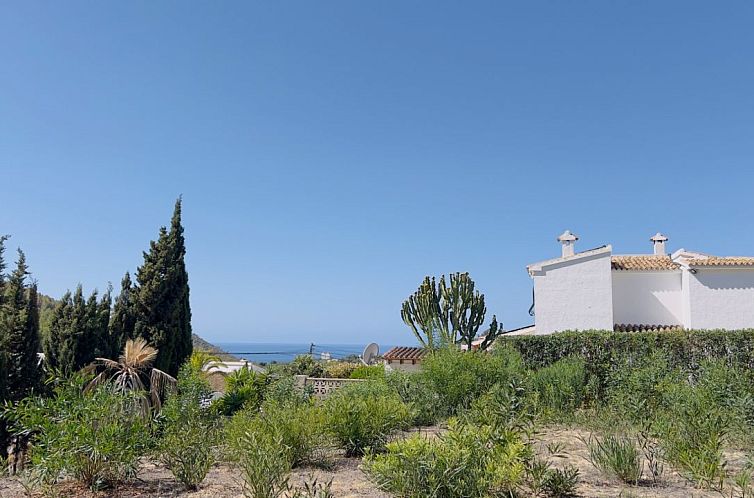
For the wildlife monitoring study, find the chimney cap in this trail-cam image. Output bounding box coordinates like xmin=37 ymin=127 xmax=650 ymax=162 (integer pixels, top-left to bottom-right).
xmin=557 ymin=230 xmax=578 ymax=243
xmin=650 ymin=232 xmax=668 ymax=243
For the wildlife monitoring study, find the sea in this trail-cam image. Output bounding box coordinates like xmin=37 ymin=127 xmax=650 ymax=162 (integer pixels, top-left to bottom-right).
xmin=215 ymin=342 xmax=396 ymax=365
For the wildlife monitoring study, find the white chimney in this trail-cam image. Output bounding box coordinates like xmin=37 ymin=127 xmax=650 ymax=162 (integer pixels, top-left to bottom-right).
xmin=557 ymin=230 xmax=578 ymax=257
xmin=650 ymin=232 xmax=668 ymax=255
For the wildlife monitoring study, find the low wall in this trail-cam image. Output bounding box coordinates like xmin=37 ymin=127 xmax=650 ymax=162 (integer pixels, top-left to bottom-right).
xmin=294 ymin=375 xmax=365 ymax=399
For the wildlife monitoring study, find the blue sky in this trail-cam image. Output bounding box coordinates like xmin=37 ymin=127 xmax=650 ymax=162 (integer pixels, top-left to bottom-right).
xmin=2 ymin=2 xmax=754 ymax=345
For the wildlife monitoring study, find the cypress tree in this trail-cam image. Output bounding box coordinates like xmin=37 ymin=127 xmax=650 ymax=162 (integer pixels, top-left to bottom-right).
xmin=133 ymin=198 xmax=192 ymax=375
xmin=110 ymin=272 xmax=136 ymax=358
xmin=44 ymin=291 xmax=76 ymax=376
xmin=94 ymin=286 xmax=113 ymax=359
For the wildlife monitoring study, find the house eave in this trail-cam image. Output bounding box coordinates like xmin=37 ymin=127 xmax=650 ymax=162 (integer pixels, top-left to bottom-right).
xmin=527 ymin=245 xmax=612 ymax=277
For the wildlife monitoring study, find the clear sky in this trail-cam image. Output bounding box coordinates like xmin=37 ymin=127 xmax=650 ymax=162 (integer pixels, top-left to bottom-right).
xmin=2 ymin=2 xmax=754 ymax=345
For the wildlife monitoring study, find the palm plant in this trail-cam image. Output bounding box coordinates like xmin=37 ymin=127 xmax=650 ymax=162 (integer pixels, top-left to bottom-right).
xmin=85 ymin=338 xmax=176 ymax=416
xmin=188 ymin=350 xmax=226 ymax=377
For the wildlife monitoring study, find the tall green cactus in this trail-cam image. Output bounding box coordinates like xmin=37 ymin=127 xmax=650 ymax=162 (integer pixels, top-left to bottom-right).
xmin=401 ymin=272 xmax=502 ymax=351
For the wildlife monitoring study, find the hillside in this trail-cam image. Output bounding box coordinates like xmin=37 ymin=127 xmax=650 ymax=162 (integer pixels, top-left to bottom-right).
xmin=192 ymin=334 xmax=239 ymax=361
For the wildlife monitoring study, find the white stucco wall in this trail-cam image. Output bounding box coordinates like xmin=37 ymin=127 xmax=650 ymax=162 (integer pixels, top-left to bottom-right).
xmin=611 ymin=271 xmax=683 ymax=326
xmin=686 ymin=269 xmax=754 ymax=329
xmin=383 ymin=360 xmax=422 ymax=373
xmin=532 ymin=252 xmax=614 ymax=334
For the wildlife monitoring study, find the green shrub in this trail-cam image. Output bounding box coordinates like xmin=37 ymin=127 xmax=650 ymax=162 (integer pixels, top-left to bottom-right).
xmin=232 ymin=430 xmax=293 ymax=498
xmin=657 ymin=385 xmax=730 ymax=489
xmin=385 ymin=371 xmax=444 ymax=426
xmin=8 ymin=377 xmax=150 ymax=490
xmin=227 ymin=398 xmax=328 ymax=468
xmin=531 ymin=357 xmax=587 ymax=417
xmin=323 ymin=361 xmax=359 ymax=379
xmin=213 ymin=367 xmax=269 ymax=416
xmin=421 ymin=345 xmax=525 ymax=414
xmin=363 ymin=419 xmax=528 ymax=497
xmin=286 ymin=355 xmax=325 ymax=377
xmin=695 ymin=359 xmax=754 ymax=429
xmin=503 ymin=329 xmax=754 ymax=398
xmin=463 ymin=381 xmax=534 ymax=433
xmin=158 ymin=366 xmax=220 ymax=490
xmin=349 ymin=364 xmax=385 ymax=379
xmin=323 ymin=381 xmax=409 ymax=457
xmin=584 ymin=434 xmax=642 ymax=484
xmin=264 ymin=375 xmax=312 ymax=405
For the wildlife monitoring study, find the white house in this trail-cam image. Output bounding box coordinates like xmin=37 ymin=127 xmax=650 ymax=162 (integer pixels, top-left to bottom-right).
xmin=526 ymin=231 xmax=754 ymax=334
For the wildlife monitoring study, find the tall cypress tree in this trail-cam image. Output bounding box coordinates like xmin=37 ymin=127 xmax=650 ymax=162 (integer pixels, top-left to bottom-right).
xmin=133 ymin=198 xmax=192 ymax=375
xmin=110 ymin=272 xmax=136 ymax=358
xmin=44 ymin=291 xmax=75 ymax=376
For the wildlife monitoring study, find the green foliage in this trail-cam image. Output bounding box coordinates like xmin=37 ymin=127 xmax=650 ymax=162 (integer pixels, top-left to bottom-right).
xmin=109 ymin=272 xmax=137 ymax=358
xmin=289 ymin=477 xmax=334 ymax=498
xmin=349 ymin=364 xmax=385 ymax=379
xmin=363 ymin=419 xmax=528 ymax=498
xmin=285 ymin=355 xmax=325 ymax=377
xmin=323 ymin=381 xmax=409 ymax=457
xmin=132 ymin=197 xmax=193 ymax=376
xmin=232 ymin=430 xmax=292 ymax=498
xmin=400 ymin=272 xmax=502 ymax=350
xmin=584 ymin=434 xmax=642 ymax=484
xmin=323 ymin=361 xmax=358 ymax=379
xmin=503 ymin=329 xmax=754 ymax=398
xmin=7 ymin=377 xmax=150 ymax=490
xmin=214 ymin=367 xmax=269 ymax=416
xmin=657 ymin=384 xmax=730 ymax=489
xmin=43 ymin=284 xmax=112 ymax=376
xmin=421 ymin=345 xmax=525 ymax=414
xmin=385 ymin=371 xmax=443 ymax=426
xmin=227 ymin=397 xmax=328 ymax=468
xmin=531 ymin=357 xmax=587 ymax=418
xmin=158 ymin=366 xmax=220 ymax=490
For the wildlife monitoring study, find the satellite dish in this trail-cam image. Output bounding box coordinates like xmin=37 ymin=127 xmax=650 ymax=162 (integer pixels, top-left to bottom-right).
xmin=361 ymin=343 xmax=379 ymax=365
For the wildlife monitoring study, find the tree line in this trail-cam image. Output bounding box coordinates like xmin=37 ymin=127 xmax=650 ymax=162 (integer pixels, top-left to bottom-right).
xmin=0 ymin=198 xmax=192 ymax=455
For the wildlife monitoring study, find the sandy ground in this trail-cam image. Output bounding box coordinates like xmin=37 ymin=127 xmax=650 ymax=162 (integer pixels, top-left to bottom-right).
xmin=0 ymin=425 xmax=748 ymax=497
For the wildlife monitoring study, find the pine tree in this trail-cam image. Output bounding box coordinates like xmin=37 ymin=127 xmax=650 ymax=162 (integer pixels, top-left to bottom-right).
xmin=110 ymin=272 xmax=136 ymax=358
xmin=133 ymin=198 xmax=192 ymax=375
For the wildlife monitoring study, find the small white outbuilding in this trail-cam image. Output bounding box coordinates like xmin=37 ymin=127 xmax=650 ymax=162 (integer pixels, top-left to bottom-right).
xmin=526 ymin=231 xmax=754 ymax=334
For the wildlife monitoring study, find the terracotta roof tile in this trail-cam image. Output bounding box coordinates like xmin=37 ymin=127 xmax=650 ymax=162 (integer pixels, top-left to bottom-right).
xmin=614 ymin=323 xmax=683 ymax=332
xmin=611 ymin=255 xmax=680 ymax=271
xmin=687 ymin=257 xmax=754 ymax=267
xmin=382 ymin=346 xmax=426 ymax=361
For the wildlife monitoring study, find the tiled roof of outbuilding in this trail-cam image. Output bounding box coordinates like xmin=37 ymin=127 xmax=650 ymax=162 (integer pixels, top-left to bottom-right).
xmin=611 ymin=255 xmax=681 ymax=271
xmin=687 ymin=257 xmax=754 ymax=267
xmin=382 ymin=346 xmax=426 ymax=361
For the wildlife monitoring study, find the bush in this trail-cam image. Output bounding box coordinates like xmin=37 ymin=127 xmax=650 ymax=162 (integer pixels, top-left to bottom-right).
xmin=323 ymin=361 xmax=359 ymax=379
xmin=531 ymin=357 xmax=587 ymax=417
xmin=364 ymin=420 xmax=528 ymax=497
xmin=159 ymin=366 xmax=220 ymax=490
xmin=233 ymin=430 xmax=292 ymax=498
xmin=227 ymin=397 xmax=328 ymax=468
xmin=8 ymin=377 xmax=150 ymax=490
xmin=584 ymin=434 xmax=642 ymax=484
xmin=323 ymin=381 xmax=409 ymax=457
xmin=502 ymin=329 xmax=754 ymax=398
xmin=385 ymin=371 xmax=444 ymax=426
xmin=421 ymin=345 xmax=525 ymax=414
xmin=349 ymin=364 xmax=385 ymax=379
xmin=286 ymin=355 xmax=326 ymax=377
xmin=657 ymin=385 xmax=730 ymax=489
xmin=213 ymin=367 xmax=269 ymax=416
xmin=463 ymin=381 xmax=534 ymax=433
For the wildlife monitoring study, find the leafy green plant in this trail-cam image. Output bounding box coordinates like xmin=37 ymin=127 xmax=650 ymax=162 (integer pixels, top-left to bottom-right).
xmin=232 ymin=430 xmax=292 ymax=498
xmin=658 ymin=386 xmax=730 ymax=489
xmin=349 ymin=364 xmax=385 ymax=380
xmin=527 ymin=441 xmax=579 ymax=497
xmin=227 ymin=397 xmax=329 ymax=468
xmin=286 ymin=355 xmax=325 ymax=377
xmin=323 ymin=361 xmax=359 ymax=379
xmin=363 ymin=419 xmax=528 ymax=497
xmin=289 ymin=476 xmax=335 ymax=498
xmin=385 ymin=371 xmax=444 ymax=426
xmin=421 ymin=345 xmax=525 ymax=414
xmin=158 ymin=366 xmax=220 ymax=490
xmin=584 ymin=434 xmax=642 ymax=485
xmin=213 ymin=367 xmax=269 ymax=416
xmin=323 ymin=381 xmax=409 ymax=457
xmin=8 ymin=377 xmax=150 ymax=490
xmin=531 ymin=357 xmax=587 ymax=417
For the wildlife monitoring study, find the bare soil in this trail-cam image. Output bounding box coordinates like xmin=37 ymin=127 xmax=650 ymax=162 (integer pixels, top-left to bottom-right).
xmin=0 ymin=425 xmax=747 ymax=497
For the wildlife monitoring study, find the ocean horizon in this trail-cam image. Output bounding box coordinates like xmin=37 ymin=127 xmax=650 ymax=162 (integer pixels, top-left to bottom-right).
xmin=215 ymin=342 xmax=397 ymax=364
